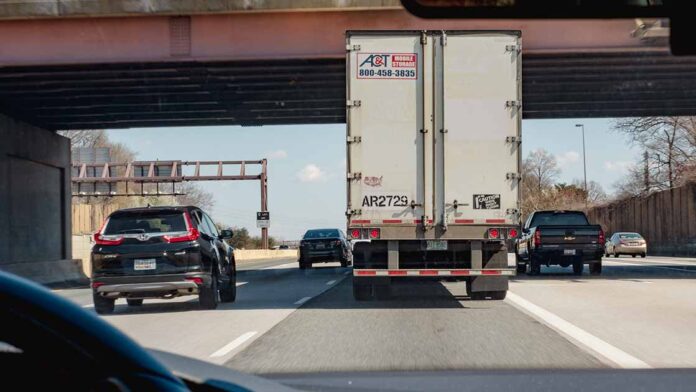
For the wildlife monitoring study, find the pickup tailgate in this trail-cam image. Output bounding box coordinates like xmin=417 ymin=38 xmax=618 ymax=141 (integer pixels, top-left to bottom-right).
xmin=536 ymin=225 xmax=602 ymax=246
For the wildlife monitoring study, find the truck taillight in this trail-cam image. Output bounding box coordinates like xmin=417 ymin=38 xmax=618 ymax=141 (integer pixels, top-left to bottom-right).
xmin=534 ymin=230 xmax=542 ymax=247
xmin=163 ymin=212 xmax=200 ymax=243
xmin=508 ymin=228 xmax=518 ymax=239
xmin=350 ymin=229 xmax=361 ymax=239
xmin=369 ymin=228 xmax=380 ymax=239
xmin=599 ymin=229 xmax=605 ymax=246
xmin=488 ymin=228 xmax=500 ymax=239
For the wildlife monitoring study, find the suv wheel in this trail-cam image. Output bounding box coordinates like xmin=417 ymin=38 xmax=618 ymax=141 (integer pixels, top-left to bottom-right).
xmin=219 ymin=265 xmax=236 ymax=303
xmin=126 ymin=299 xmax=143 ymax=307
xmin=199 ymin=274 xmax=219 ymax=310
xmin=93 ymin=291 xmax=115 ymax=315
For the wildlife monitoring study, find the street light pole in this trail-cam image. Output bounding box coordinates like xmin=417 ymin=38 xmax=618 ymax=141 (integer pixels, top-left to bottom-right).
xmin=575 ymin=124 xmax=588 ymax=209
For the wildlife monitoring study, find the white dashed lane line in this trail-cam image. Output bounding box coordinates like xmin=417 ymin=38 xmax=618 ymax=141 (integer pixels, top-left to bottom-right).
xmin=210 ymin=331 xmax=258 ymax=358
xmin=294 ymin=296 xmax=312 ymax=305
xmin=236 ymin=281 xmax=248 ymax=287
xmin=326 ymin=280 xmax=336 ymax=285
xmin=506 ymin=292 xmax=651 ymax=369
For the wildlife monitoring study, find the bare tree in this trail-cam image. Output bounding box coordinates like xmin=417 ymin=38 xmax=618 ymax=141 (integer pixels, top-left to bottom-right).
xmin=523 ymin=149 xmax=561 ymax=194
xmin=175 ymin=182 xmax=215 ymax=211
xmin=57 ymin=130 xmax=106 ymax=149
xmin=613 ymin=117 xmax=696 ymax=193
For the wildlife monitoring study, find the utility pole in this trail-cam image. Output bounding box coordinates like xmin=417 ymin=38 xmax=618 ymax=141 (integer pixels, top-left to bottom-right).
xmin=260 ymin=158 xmax=269 ymax=249
xmin=643 ymin=150 xmax=650 ymax=193
xmin=575 ymin=124 xmax=588 ymax=209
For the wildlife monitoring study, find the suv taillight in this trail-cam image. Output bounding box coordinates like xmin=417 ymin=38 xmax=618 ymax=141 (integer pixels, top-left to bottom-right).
xmin=163 ymin=212 xmax=200 ymax=243
xmin=94 ymin=233 xmax=124 ymax=246
xmin=599 ymin=229 xmax=605 ymax=246
xmin=93 ymin=218 xmax=123 ymax=245
xmin=533 ymin=229 xmax=542 ymax=247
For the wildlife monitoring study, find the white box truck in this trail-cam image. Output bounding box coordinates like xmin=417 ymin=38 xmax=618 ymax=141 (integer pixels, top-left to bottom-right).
xmin=346 ymin=30 xmax=521 ymax=300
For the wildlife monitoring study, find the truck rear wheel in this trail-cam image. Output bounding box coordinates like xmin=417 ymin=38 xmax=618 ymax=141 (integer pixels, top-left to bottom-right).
xmin=572 ymin=261 xmax=584 ymax=276
xmin=516 ymin=263 xmax=526 ymax=274
xmin=353 ymin=281 xmax=372 ymax=301
xmin=528 ymin=259 xmax=541 ymax=275
xmin=589 ymin=261 xmax=602 ymax=276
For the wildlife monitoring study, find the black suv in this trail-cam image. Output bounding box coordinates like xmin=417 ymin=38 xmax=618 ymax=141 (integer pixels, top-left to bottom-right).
xmin=91 ymin=206 xmax=236 ymax=314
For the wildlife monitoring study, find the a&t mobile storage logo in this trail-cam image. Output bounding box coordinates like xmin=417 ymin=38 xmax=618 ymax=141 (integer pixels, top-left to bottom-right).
xmin=360 ymin=54 xmax=389 ymax=68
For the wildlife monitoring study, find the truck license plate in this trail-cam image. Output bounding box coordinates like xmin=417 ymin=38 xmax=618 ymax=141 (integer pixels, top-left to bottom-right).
xmin=134 ymin=259 xmax=156 ymax=270
xmin=563 ymin=249 xmax=576 ymax=256
xmin=426 ymin=240 xmax=448 ymax=251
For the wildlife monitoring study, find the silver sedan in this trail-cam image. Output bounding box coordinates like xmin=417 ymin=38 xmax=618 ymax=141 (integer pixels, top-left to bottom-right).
xmin=605 ymin=232 xmax=647 ymax=258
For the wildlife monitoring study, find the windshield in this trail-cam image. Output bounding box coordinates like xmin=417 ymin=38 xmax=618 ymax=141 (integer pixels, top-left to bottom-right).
xmin=3 ymin=2 xmax=696 ymax=389
xmin=103 ymin=211 xmax=187 ymax=234
xmin=303 ymin=229 xmax=340 ymax=239
xmin=530 ymin=212 xmax=590 ymax=226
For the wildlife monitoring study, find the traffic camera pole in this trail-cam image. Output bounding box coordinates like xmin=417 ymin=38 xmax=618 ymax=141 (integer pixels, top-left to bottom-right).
xmin=261 ymin=158 xmax=269 ymax=249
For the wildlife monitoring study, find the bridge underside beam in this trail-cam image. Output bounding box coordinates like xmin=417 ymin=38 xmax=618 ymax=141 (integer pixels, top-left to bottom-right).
xmin=1 ymin=51 xmax=695 ymax=129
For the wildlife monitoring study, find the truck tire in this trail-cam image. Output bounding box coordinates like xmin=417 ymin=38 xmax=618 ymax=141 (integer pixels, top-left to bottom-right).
xmin=353 ymin=281 xmax=372 ymax=301
xmin=516 ymin=263 xmax=526 ymax=274
xmin=199 ymin=274 xmax=219 ymax=310
xmin=589 ymin=261 xmax=602 ymax=276
xmin=572 ymin=261 xmax=584 ymax=276
xmin=528 ymin=259 xmax=541 ymax=275
xmin=93 ymin=291 xmax=115 ymax=315
xmin=489 ymin=290 xmax=507 ymax=300
xmin=126 ymin=299 xmax=143 ymax=307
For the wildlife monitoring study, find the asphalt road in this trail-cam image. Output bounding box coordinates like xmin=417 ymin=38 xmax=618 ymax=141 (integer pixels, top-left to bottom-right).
xmin=55 ymin=256 xmax=696 ymax=374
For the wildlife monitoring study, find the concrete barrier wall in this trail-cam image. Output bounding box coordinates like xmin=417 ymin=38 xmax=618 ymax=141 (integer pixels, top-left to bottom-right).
xmin=234 ymin=249 xmax=297 ymax=262
xmin=587 ymin=182 xmax=696 ymax=257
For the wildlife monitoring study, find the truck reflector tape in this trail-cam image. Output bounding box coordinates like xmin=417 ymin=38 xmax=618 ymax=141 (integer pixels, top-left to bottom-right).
xmin=486 ymin=219 xmax=506 ymax=224
xmin=455 ymin=219 xmax=475 ymax=224
xmin=382 ymin=219 xmax=402 ymax=224
xmin=351 ymin=219 xmax=370 ymax=224
xmin=354 ymin=269 xmax=514 ymax=277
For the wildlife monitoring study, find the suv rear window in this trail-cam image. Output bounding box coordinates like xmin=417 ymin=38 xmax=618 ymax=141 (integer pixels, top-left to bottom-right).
xmin=304 ymin=229 xmax=340 ymax=239
xmin=103 ymin=211 xmax=187 ymax=234
xmin=530 ymin=212 xmax=589 ymax=227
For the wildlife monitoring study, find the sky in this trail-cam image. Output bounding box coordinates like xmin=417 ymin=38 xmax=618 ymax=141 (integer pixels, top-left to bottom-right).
xmin=106 ymin=118 xmax=640 ymax=240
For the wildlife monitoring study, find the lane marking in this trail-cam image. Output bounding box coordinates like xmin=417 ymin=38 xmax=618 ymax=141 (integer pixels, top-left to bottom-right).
xmin=344 ymin=270 xmax=351 ymax=275
xmin=236 ymin=281 xmax=248 ymax=287
xmin=82 ymin=304 xmax=94 ymax=308
xmin=506 ymin=291 xmax=651 ymax=369
xmin=294 ymin=296 xmax=312 ymax=305
xmin=262 ymin=262 xmax=297 ymax=270
xmin=210 ymin=331 xmax=258 ymax=358
xmin=607 ymin=259 xmax=696 ymax=273
xmin=326 ymin=280 xmax=337 ymax=285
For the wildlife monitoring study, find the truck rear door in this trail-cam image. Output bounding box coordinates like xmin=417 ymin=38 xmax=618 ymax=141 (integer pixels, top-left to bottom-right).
xmin=346 ymin=32 xmax=430 ymax=226
xmin=436 ymin=32 xmax=521 ymax=227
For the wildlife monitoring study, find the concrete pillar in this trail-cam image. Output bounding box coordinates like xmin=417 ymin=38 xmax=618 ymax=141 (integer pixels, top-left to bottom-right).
xmin=0 ymin=113 xmax=82 ymax=284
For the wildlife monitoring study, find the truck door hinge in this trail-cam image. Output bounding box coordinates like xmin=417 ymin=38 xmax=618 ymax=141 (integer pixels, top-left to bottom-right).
xmin=506 ymin=208 xmax=520 ymax=216
xmin=347 ymin=172 xmax=362 ymax=181
xmin=505 ymin=100 xmax=521 ymax=109
xmin=441 ymin=32 xmax=447 ymax=46
xmin=505 ymin=44 xmax=521 ymax=53
xmin=419 ymin=129 xmax=429 ymax=134
xmin=410 ymin=200 xmax=423 ymax=209
xmin=347 ymin=136 xmax=362 ymax=144
xmin=347 ymin=100 xmax=361 ymax=108
xmin=346 ymin=44 xmax=361 ymax=51
xmin=506 ymin=136 xmax=521 ymax=144
xmin=420 ymin=31 xmax=427 ymax=45
xmin=506 ymin=172 xmax=521 ymax=181
xmin=440 ymin=128 xmax=448 ymax=133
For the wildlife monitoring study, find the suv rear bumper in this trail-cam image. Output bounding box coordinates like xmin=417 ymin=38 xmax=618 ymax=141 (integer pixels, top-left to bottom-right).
xmin=92 ymin=272 xmax=211 ymax=299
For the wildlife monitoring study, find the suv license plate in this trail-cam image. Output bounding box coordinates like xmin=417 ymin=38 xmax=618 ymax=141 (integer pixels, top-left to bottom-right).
xmin=134 ymin=259 xmax=156 ymax=270
xmin=426 ymin=240 xmax=448 ymax=251
xmin=563 ymin=249 xmax=576 ymax=256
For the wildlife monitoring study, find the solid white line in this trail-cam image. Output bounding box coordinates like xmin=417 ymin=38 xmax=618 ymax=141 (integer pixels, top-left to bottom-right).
xmin=506 ymin=292 xmax=651 ymax=369
xmin=326 ymin=280 xmax=337 ymax=285
xmin=210 ymin=331 xmax=258 ymax=358
xmin=235 ymin=281 xmax=248 ymax=287
xmin=262 ymin=262 xmax=297 ymax=270
xmin=294 ymin=296 xmax=312 ymax=305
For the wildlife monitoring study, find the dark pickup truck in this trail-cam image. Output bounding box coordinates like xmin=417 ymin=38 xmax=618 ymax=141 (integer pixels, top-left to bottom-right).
xmin=515 ymin=210 xmax=605 ymax=276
